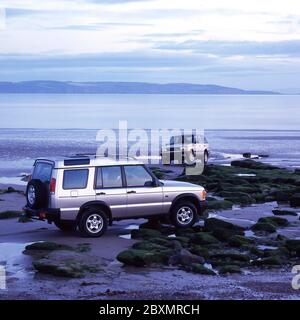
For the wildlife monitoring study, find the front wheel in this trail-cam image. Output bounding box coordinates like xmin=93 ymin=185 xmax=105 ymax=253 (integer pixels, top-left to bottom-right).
xmin=170 ymin=201 xmax=197 ymax=228
xmin=78 ymin=207 xmax=108 ymax=237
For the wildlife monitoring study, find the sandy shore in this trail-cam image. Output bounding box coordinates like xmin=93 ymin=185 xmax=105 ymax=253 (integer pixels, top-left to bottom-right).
xmin=0 ymin=178 xmax=300 ymax=300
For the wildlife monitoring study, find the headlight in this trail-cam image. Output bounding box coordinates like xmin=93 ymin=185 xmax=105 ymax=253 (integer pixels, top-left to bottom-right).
xmin=201 ymin=190 xmax=207 ymax=200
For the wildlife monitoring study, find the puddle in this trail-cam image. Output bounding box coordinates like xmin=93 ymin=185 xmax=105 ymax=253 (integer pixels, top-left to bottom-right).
xmin=125 ymin=225 xmax=140 ymax=230
xmin=257 ymin=245 xmax=278 ymax=250
xmin=208 ymin=213 xmax=255 ymax=225
xmin=245 ymin=230 xmax=256 ymax=238
xmin=0 ymin=243 xmax=33 ymax=280
xmin=119 ymin=234 xmax=132 ymax=240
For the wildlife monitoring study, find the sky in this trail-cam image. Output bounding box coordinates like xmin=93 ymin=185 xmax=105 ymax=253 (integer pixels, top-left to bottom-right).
xmin=0 ymin=0 xmax=300 ymax=91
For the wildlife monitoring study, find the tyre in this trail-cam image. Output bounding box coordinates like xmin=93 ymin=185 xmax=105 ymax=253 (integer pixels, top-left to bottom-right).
xmin=204 ymin=150 xmax=209 ymax=165
xmin=26 ymin=179 xmax=48 ymax=209
xmin=170 ymin=201 xmax=197 ymax=228
xmin=78 ymin=207 xmax=108 ymax=237
xmin=54 ymin=220 xmax=76 ymax=232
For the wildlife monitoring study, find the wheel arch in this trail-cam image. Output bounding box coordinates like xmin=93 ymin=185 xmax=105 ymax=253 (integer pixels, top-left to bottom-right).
xmin=77 ymin=201 xmax=112 ymax=226
xmin=169 ymin=193 xmax=201 ymax=216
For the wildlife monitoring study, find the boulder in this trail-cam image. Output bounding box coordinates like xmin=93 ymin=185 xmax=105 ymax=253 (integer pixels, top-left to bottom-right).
xmin=258 ymin=217 xmax=289 ymax=227
xmin=25 ymin=241 xmax=73 ymax=252
xmin=272 ymin=209 xmax=298 ymax=216
xmin=209 ymin=251 xmax=251 ymax=263
xmin=117 ymin=249 xmax=168 ymax=266
xmin=219 ymin=265 xmax=242 ymax=274
xmin=231 ymin=160 xmax=276 ymax=170
xmin=190 ymin=232 xmax=219 ymax=245
xmin=284 ymin=239 xmax=300 ymax=252
xmin=290 ymin=194 xmax=300 ymax=207
xmin=212 ymin=228 xmax=244 ymax=242
xmin=32 ymin=251 xmax=100 ymax=278
xmin=204 ymin=218 xmax=245 ymax=232
xmin=251 ymin=222 xmax=277 ymax=233
xmin=189 ymin=245 xmax=210 ymax=259
xmin=139 ymin=218 xmax=162 ymax=230
xmin=228 ymin=235 xmax=254 ymax=248
xmin=168 ymin=248 xmax=205 ymax=266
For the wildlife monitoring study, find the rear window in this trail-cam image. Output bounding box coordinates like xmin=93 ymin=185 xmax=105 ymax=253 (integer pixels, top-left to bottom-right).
xmin=32 ymin=162 xmax=52 ymax=183
xmin=63 ymin=169 xmax=88 ymax=189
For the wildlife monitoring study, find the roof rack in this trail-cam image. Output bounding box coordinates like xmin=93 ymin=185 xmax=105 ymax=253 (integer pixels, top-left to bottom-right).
xmin=74 ymin=153 xmax=138 ymax=160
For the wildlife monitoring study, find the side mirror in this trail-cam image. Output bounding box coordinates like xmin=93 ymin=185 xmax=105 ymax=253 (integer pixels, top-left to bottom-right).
xmin=144 ymin=180 xmax=156 ymax=187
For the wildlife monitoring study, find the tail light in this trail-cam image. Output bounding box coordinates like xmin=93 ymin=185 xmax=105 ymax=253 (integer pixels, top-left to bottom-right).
xmin=50 ymin=178 xmax=56 ymax=194
xmin=201 ymin=190 xmax=207 ymax=201
xmin=28 ymin=174 xmax=32 ymax=181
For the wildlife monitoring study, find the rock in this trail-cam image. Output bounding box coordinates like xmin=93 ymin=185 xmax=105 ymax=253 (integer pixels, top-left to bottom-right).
xmin=228 ymin=235 xmax=254 ymax=247
xmin=169 ymin=248 xmax=205 ymax=266
xmin=272 ymin=209 xmax=298 ymax=216
xmin=170 ymin=236 xmax=190 ymax=247
xmin=132 ymin=241 xmax=169 ymax=252
xmin=243 ymin=153 xmax=252 ymax=159
xmin=251 ymin=222 xmax=277 ymax=233
xmin=252 ymin=256 xmax=284 ymax=266
xmin=263 ymin=247 xmax=290 ymax=258
xmin=250 ymin=247 xmax=265 ymax=257
xmin=18 ymin=215 xmax=32 ymax=223
xmin=284 ymin=239 xmax=300 ymax=252
xmin=7 ymin=186 xmax=16 ymax=193
xmin=25 ymin=241 xmax=73 ymax=251
xmin=290 ymin=194 xmax=300 ymax=207
xmin=189 ymin=245 xmax=210 ymax=258
xmin=231 ymin=160 xmax=276 ymax=170
xmin=219 ymin=265 xmax=241 ymax=274
xmin=210 ymin=251 xmax=251 ymax=263
xmin=131 ymin=228 xmax=162 ymax=240
xmin=205 ymin=218 xmax=245 ymax=232
xmin=190 ymin=263 xmax=216 ymax=275
xmin=117 ymin=249 xmax=168 ymax=266
xmin=212 ymin=228 xmax=244 ymax=242
xmin=32 ymin=251 xmax=100 ymax=278
xmin=0 ymin=211 xmax=23 ymax=220
xmin=259 ymin=154 xmax=269 ymax=158
xmin=207 ymin=200 xmax=233 ymax=211
xmin=258 ymin=217 xmax=289 ymax=227
xmin=190 ymin=232 xmax=219 ymax=245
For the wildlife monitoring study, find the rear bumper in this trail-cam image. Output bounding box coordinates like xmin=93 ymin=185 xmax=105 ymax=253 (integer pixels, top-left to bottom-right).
xmin=23 ymin=206 xmax=60 ymax=221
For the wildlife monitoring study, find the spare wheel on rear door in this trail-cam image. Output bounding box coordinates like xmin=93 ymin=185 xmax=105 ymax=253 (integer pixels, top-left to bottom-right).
xmin=26 ymin=179 xmax=49 ymax=209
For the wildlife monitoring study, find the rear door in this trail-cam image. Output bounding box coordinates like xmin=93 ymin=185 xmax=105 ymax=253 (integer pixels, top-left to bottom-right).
xmin=94 ymin=166 xmax=128 ymax=218
xmin=124 ymin=165 xmax=163 ymax=217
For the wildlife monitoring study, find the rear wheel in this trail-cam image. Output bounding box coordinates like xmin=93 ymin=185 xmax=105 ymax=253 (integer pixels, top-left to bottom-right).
xmin=78 ymin=207 xmax=108 ymax=237
xmin=26 ymin=179 xmax=48 ymax=209
xmin=170 ymin=201 xmax=197 ymax=228
xmin=54 ymin=220 xmax=76 ymax=232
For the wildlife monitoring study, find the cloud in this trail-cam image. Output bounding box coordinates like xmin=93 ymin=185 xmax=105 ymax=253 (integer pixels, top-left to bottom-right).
xmin=155 ymin=40 xmax=300 ymax=58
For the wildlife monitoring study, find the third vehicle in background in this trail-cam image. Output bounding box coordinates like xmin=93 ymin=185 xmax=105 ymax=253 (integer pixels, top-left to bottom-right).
xmin=161 ymin=134 xmax=210 ymax=166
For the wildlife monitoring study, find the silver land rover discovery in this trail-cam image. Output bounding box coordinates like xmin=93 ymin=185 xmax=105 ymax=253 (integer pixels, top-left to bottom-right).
xmin=23 ymin=155 xmax=207 ymax=237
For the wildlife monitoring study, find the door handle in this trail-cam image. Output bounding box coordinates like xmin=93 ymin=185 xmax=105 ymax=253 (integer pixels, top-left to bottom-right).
xmin=127 ymin=190 xmax=136 ymax=194
xmin=96 ymin=192 xmax=106 ymax=195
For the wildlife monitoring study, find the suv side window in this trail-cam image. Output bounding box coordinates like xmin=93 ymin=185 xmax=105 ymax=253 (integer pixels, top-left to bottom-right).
xmin=124 ymin=165 xmax=153 ymax=187
xmin=63 ymin=169 xmax=89 ymax=190
xmin=32 ymin=162 xmax=52 ymax=183
xmin=101 ymin=166 xmax=123 ymax=188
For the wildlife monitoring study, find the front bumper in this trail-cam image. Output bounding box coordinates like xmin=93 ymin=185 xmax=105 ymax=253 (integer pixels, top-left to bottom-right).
xmin=23 ymin=206 xmax=60 ymax=221
xmin=198 ymin=200 xmax=208 ymax=216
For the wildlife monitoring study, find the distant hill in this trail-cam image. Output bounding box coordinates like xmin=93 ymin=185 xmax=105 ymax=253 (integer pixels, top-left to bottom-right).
xmin=0 ymin=81 xmax=279 ymax=94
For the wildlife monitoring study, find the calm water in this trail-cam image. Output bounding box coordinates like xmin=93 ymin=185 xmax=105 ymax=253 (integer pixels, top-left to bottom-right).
xmin=0 ymin=94 xmax=300 ymax=129
xmin=0 ymin=94 xmax=300 ymax=179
